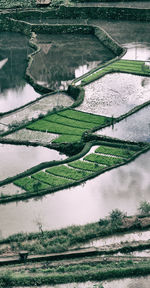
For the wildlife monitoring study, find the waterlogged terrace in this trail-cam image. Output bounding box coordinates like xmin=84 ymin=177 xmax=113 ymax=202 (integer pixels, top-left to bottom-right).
xmin=0 ymin=3 xmax=150 ymax=287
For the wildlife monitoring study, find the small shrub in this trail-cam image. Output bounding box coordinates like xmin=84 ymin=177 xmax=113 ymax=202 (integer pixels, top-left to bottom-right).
xmin=109 ymin=209 xmax=125 ymax=226
xmin=138 ymin=201 xmax=150 ymax=215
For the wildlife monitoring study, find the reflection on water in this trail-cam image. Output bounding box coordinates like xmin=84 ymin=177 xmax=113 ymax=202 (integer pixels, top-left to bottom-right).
xmin=79 ymin=73 xmax=150 ymax=117
xmin=0 ymin=150 xmax=150 ymax=238
xmin=15 ymin=275 xmax=150 ymax=288
xmin=0 ymin=32 xmax=40 ymax=112
xmin=122 ymin=43 xmax=150 ymax=61
xmin=91 ymin=20 xmax=150 ymax=46
xmin=30 ymin=34 xmax=115 ymax=90
xmin=0 ymin=144 xmax=66 ymax=181
xmin=0 ymin=84 xmax=40 ymax=113
xmin=96 ymin=105 xmax=150 ymax=142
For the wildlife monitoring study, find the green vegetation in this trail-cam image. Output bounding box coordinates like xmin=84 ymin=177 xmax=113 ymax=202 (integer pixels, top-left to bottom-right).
xmin=68 ymin=160 xmax=105 ymax=172
xmin=109 ymin=209 xmax=126 ymax=226
xmin=58 ymin=109 xmax=111 ymax=125
xmin=27 ymin=119 xmax=85 ymax=136
xmin=45 ymin=113 xmax=97 ymax=129
xmin=82 ymin=60 xmax=150 ymax=85
xmin=14 ymin=177 xmax=50 ymax=192
xmin=32 ymin=171 xmax=74 ymax=186
xmin=52 ymin=134 xmax=82 ymax=143
xmin=0 ymin=0 xmax=36 ymax=8
xmin=26 ymin=109 xmax=111 ymax=144
xmin=0 ymin=259 xmax=150 ymax=287
xmin=138 ymin=201 xmax=150 ymax=215
xmin=95 ymin=145 xmax=137 ymax=158
xmin=46 ymin=165 xmax=91 ymax=180
xmin=84 ymin=153 xmax=124 ymax=166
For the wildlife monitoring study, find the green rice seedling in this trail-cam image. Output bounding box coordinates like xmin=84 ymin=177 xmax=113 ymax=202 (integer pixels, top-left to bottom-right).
xmin=52 ymin=134 xmax=82 ymax=143
xmin=27 ymin=119 xmax=85 ymax=135
xmin=44 ymin=114 xmax=96 ymax=129
xmin=95 ymin=145 xmax=136 ymax=158
xmin=46 ymin=165 xmax=91 ymax=180
xmin=84 ymin=153 xmax=124 ymax=166
xmin=58 ymin=109 xmax=111 ymax=125
xmin=14 ymin=177 xmax=50 ymax=192
xmin=68 ymin=160 xmax=105 ymax=172
xmin=32 ymin=171 xmax=73 ymax=187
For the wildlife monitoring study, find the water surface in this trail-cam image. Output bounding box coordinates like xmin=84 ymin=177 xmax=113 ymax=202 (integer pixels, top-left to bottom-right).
xmin=79 ymin=73 xmax=150 ymax=117
xmin=30 ymin=34 xmax=115 ymax=90
xmin=0 ymin=32 xmax=41 ymax=113
xmin=0 ymin=144 xmax=65 ymax=181
xmin=0 ymin=150 xmax=149 ymax=238
xmin=96 ymin=105 xmax=150 ymax=142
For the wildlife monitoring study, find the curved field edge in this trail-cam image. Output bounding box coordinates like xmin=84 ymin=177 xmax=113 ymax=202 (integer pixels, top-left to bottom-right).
xmin=0 ymin=139 xmax=149 ymax=204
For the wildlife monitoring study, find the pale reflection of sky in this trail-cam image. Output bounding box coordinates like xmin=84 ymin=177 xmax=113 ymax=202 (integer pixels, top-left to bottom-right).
xmin=122 ymin=43 xmax=150 ymax=61
xmin=0 ymin=84 xmax=40 ymax=113
xmin=96 ymin=105 xmax=150 ymax=143
xmin=0 ymin=144 xmax=65 ymax=181
xmin=0 ymin=150 xmax=149 ymax=239
xmin=78 ymin=74 xmax=150 ymax=117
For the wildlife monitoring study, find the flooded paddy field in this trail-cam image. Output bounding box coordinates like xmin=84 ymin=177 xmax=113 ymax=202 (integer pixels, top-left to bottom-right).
xmin=0 ymin=32 xmax=41 ymax=113
xmin=96 ymin=104 xmax=150 ymax=142
xmin=83 ymin=230 xmax=150 ymax=248
xmin=90 ymin=20 xmax=150 ymax=45
xmin=0 ymin=91 xmax=73 ymax=134
xmin=0 ymin=144 xmax=65 ymax=181
xmin=30 ymin=33 xmax=115 ymax=90
xmin=78 ymin=73 xmax=150 ymax=117
xmin=0 ymin=149 xmax=149 ymax=239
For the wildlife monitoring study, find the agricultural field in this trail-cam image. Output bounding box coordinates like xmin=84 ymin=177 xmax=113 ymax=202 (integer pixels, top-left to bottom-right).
xmin=0 ymin=1 xmax=150 ymax=287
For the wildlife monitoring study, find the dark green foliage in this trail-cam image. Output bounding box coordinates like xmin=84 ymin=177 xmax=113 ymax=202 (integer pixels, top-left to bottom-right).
xmin=138 ymin=201 xmax=150 ymax=215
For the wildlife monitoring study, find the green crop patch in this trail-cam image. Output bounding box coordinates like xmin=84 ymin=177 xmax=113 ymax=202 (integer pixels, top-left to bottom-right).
xmin=52 ymin=134 xmax=82 ymax=143
xmin=44 ymin=114 xmax=96 ymax=130
xmin=32 ymin=171 xmax=73 ymax=187
xmin=14 ymin=177 xmax=50 ymax=192
xmin=84 ymin=153 xmax=124 ymax=166
xmin=95 ymin=145 xmax=136 ymax=158
xmin=58 ymin=109 xmax=111 ymax=125
xmin=27 ymin=120 xmax=85 ymax=136
xmin=68 ymin=160 xmax=105 ymax=172
xmin=46 ymin=165 xmax=91 ymax=180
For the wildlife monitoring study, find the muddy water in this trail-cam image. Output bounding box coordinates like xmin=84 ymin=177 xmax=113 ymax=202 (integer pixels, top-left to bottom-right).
xmin=96 ymin=105 xmax=150 ymax=142
xmin=0 ymin=149 xmax=149 ymax=239
xmin=0 ymin=32 xmax=41 ymax=113
xmin=0 ymin=144 xmax=66 ymax=181
xmin=83 ymin=231 xmax=150 ymax=248
xmin=30 ymin=34 xmax=115 ymax=90
xmin=79 ymin=73 xmax=150 ymax=117
xmin=16 ymin=275 xmax=150 ymax=288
